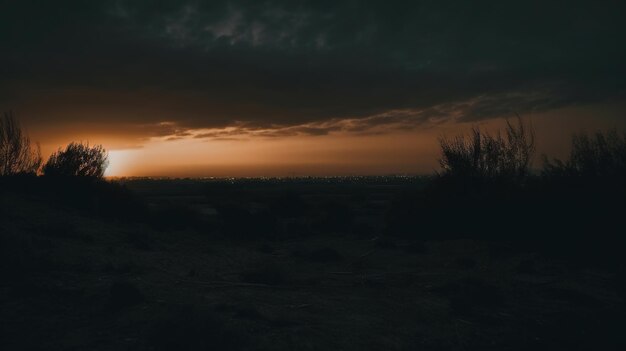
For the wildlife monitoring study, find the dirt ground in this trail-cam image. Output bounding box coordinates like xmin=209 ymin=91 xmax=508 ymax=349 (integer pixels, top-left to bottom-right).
xmin=1 ymin=182 xmax=624 ymax=350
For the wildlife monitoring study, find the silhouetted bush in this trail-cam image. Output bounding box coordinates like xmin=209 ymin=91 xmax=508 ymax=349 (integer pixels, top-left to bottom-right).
xmin=0 ymin=111 xmax=41 ymax=176
xmin=384 ymin=123 xmax=626 ymax=268
xmin=439 ymin=116 xmax=535 ymax=182
xmin=543 ymin=129 xmax=626 ymax=178
xmin=388 ymin=118 xmax=538 ymax=242
xmin=385 ymin=118 xmax=538 ymax=241
xmin=43 ymin=142 xmax=108 ymax=178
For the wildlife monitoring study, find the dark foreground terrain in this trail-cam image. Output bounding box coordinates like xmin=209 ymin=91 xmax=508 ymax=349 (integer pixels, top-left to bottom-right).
xmin=1 ymin=177 xmax=625 ymax=350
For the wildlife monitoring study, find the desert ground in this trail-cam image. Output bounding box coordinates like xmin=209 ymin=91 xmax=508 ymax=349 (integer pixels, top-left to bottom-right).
xmin=1 ymin=177 xmax=624 ymax=350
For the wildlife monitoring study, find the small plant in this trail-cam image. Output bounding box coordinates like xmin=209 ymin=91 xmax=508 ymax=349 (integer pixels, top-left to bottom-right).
xmin=0 ymin=111 xmax=41 ymax=176
xmin=43 ymin=142 xmax=108 ymax=178
xmin=438 ymin=116 xmax=535 ymax=182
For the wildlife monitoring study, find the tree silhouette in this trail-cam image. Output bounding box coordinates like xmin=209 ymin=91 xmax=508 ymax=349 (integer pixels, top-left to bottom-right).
xmin=0 ymin=111 xmax=42 ymax=176
xmin=43 ymin=142 xmax=109 ymax=178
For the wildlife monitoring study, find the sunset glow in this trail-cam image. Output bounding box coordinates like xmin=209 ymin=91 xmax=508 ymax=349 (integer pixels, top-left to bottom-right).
xmin=31 ymin=103 xmax=625 ymax=178
xmin=3 ymin=2 xmax=626 ymax=348
xmin=3 ymin=1 xmax=625 ymax=177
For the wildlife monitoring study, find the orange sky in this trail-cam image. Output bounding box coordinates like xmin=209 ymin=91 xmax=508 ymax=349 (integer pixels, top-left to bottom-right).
xmin=3 ymin=1 xmax=625 ymax=178
xmin=20 ymin=102 xmax=625 ymax=177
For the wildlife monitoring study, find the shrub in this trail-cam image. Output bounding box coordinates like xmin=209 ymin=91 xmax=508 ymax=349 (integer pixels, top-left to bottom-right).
xmin=43 ymin=142 xmax=108 ymax=178
xmin=0 ymin=111 xmax=41 ymax=176
xmin=543 ymin=129 xmax=626 ymax=178
xmin=438 ymin=116 xmax=535 ymax=182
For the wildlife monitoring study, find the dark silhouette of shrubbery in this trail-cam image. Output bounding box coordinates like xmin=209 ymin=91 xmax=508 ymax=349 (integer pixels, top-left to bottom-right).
xmin=387 ymin=117 xmax=536 ymax=240
xmin=438 ymin=116 xmax=535 ymax=183
xmin=531 ymin=129 xmax=626 ymax=265
xmin=385 ymin=118 xmax=626 ymax=268
xmin=543 ymin=129 xmax=626 ymax=178
xmin=0 ymin=111 xmax=41 ymax=176
xmin=43 ymin=142 xmax=108 ymax=178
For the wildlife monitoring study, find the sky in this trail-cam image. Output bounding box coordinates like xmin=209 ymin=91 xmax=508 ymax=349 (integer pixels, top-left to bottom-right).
xmin=1 ymin=0 xmax=625 ymax=177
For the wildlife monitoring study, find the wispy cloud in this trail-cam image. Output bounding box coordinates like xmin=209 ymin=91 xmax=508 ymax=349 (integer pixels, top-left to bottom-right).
xmin=149 ymin=89 xmax=575 ymax=141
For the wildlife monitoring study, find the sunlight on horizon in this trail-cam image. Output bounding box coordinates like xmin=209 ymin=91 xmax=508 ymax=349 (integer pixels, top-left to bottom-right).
xmin=95 ymin=103 xmax=626 ymax=178
xmin=105 ymin=149 xmax=142 ymax=177
xmin=99 ymin=131 xmax=441 ymax=177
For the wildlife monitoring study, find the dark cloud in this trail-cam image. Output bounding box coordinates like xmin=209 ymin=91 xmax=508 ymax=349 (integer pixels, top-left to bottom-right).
xmin=1 ymin=0 xmax=625 ymax=139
